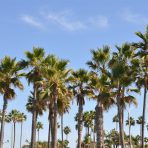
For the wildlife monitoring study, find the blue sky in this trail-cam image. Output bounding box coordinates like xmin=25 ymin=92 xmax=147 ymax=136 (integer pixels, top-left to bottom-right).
xmin=0 ymin=0 xmax=148 ymax=148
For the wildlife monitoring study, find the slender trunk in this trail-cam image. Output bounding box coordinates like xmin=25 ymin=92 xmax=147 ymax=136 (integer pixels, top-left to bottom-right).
xmin=93 ymin=121 xmax=95 ymax=143
xmin=77 ymin=101 xmax=83 ymax=148
xmin=20 ymin=122 xmax=23 ymax=148
xmin=61 ymin=115 xmax=64 ymax=148
xmin=48 ymin=109 xmax=51 ymax=148
xmin=50 ymin=111 xmax=54 ymax=147
xmin=128 ymin=111 xmax=132 ymax=148
xmin=52 ymin=85 xmax=58 ymax=148
xmin=0 ymin=97 xmax=8 ymax=148
xmin=117 ymin=85 xmax=125 ymax=148
xmin=141 ymin=84 xmax=147 ymax=148
xmin=129 ymin=125 xmax=132 ymax=148
xmin=38 ymin=130 xmax=39 ymax=142
xmin=96 ymin=102 xmax=104 ymax=148
xmin=140 ymin=125 xmax=142 ymax=147
xmin=13 ymin=122 xmax=16 ymax=148
xmin=11 ymin=123 xmax=13 ymax=148
xmin=31 ymin=85 xmax=37 ymax=148
xmin=116 ymin=122 xmax=118 ymax=131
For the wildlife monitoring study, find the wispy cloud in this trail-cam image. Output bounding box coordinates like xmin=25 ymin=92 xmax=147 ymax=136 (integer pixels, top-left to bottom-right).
xmin=21 ymin=11 xmax=109 ymax=31
xmin=122 ymin=9 xmax=148 ymax=25
xmin=89 ymin=16 xmax=108 ymax=28
xmin=45 ymin=12 xmax=86 ymax=31
xmin=21 ymin=15 xmax=43 ymax=28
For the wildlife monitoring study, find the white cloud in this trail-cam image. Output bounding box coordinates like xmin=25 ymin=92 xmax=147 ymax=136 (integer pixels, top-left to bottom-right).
xmin=45 ymin=12 xmax=86 ymax=31
xmin=89 ymin=16 xmax=109 ymax=28
xmin=21 ymin=15 xmax=43 ymax=28
xmin=122 ymin=9 xmax=148 ymax=25
xmin=21 ymin=11 xmax=109 ymax=31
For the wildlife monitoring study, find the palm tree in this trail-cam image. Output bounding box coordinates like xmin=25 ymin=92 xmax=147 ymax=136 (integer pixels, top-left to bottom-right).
xmin=113 ymin=115 xmax=119 ymax=131
xmin=132 ymin=26 xmax=148 ymax=148
xmin=64 ymin=126 xmax=71 ymax=141
xmin=23 ymin=47 xmax=45 ymax=148
xmin=0 ymin=56 xmax=24 ymax=148
xmin=126 ymin=117 xmax=135 ymax=148
xmin=41 ymin=54 xmax=71 ymax=148
xmin=8 ymin=110 xmax=21 ymax=148
xmin=87 ymin=45 xmax=115 ymax=148
xmin=70 ymin=69 xmax=92 ymax=148
xmin=109 ymin=43 xmax=136 ymax=148
xmin=17 ymin=112 xmax=27 ymax=148
xmin=57 ymin=95 xmax=72 ymax=148
xmin=36 ymin=122 xmax=43 ymax=143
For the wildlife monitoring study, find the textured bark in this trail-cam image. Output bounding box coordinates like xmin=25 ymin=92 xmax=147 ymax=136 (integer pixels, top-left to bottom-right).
xmin=77 ymin=101 xmax=83 ymax=148
xmin=13 ymin=122 xmax=16 ymax=148
xmin=48 ymin=120 xmax=51 ymax=148
xmin=52 ymin=85 xmax=58 ymax=148
xmin=96 ymin=102 xmax=104 ymax=148
xmin=20 ymin=122 xmax=23 ymax=148
xmin=117 ymin=85 xmax=125 ymax=148
xmin=141 ymin=84 xmax=147 ymax=148
xmin=48 ymin=109 xmax=51 ymax=148
xmin=0 ymin=97 xmax=7 ymax=148
xmin=30 ymin=85 xmax=37 ymax=148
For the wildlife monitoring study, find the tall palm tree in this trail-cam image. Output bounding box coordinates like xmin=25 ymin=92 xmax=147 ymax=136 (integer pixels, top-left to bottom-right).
xmin=126 ymin=117 xmax=135 ymax=148
xmin=64 ymin=126 xmax=71 ymax=141
xmin=69 ymin=69 xmax=92 ymax=148
xmin=41 ymin=54 xmax=71 ymax=148
xmin=36 ymin=121 xmax=43 ymax=143
xmin=23 ymin=47 xmax=45 ymax=148
xmin=0 ymin=56 xmax=24 ymax=148
xmin=132 ymin=26 xmax=148 ymax=148
xmin=109 ymin=43 xmax=136 ymax=148
xmin=87 ymin=45 xmax=115 ymax=148
xmin=8 ymin=110 xmax=21 ymax=148
xmin=17 ymin=112 xmax=27 ymax=148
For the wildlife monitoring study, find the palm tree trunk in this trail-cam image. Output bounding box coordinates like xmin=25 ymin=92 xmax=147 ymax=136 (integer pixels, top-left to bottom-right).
xmin=11 ymin=123 xmax=13 ymax=148
xmin=78 ymin=102 xmax=83 ymax=148
xmin=141 ymin=84 xmax=147 ymax=148
xmin=117 ymin=85 xmax=125 ymax=148
xmin=50 ymin=112 xmax=54 ymax=147
xmin=96 ymin=102 xmax=104 ymax=148
xmin=61 ymin=115 xmax=64 ymax=148
xmin=52 ymin=85 xmax=58 ymax=148
xmin=48 ymin=110 xmax=51 ymax=148
xmin=129 ymin=125 xmax=132 ymax=148
xmin=13 ymin=122 xmax=16 ymax=148
xmin=31 ymin=85 xmax=37 ymax=148
xmin=0 ymin=97 xmax=8 ymax=148
xmin=20 ymin=122 xmax=23 ymax=148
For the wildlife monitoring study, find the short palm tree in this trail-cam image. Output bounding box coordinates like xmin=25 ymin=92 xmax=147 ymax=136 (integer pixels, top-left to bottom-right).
xmin=126 ymin=117 xmax=135 ymax=148
xmin=64 ymin=126 xmax=71 ymax=141
xmin=113 ymin=115 xmax=119 ymax=131
xmin=17 ymin=112 xmax=27 ymax=148
xmin=36 ymin=121 xmax=43 ymax=142
xmin=8 ymin=110 xmax=21 ymax=148
xmin=0 ymin=56 xmax=24 ymax=148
